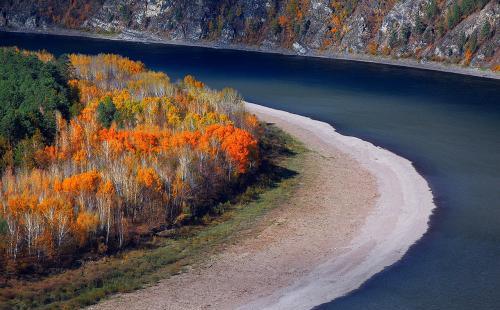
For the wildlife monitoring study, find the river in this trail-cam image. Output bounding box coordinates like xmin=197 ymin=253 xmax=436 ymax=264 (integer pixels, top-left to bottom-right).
xmin=1 ymin=31 xmax=499 ymax=310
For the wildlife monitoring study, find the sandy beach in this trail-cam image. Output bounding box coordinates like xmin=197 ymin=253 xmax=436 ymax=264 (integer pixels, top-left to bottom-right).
xmin=90 ymin=102 xmax=435 ymax=310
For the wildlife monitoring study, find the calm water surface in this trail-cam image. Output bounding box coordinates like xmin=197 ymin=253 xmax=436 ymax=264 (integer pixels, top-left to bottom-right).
xmin=1 ymin=32 xmax=499 ymax=310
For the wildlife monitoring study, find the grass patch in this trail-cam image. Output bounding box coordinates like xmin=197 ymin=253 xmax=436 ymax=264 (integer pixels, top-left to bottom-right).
xmin=0 ymin=124 xmax=306 ymax=310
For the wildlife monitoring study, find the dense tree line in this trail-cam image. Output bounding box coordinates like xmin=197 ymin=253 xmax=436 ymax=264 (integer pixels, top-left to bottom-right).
xmin=0 ymin=50 xmax=261 ymax=273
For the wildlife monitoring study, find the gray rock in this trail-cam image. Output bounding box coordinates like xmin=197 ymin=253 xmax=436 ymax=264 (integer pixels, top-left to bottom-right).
xmin=0 ymin=0 xmax=497 ymax=70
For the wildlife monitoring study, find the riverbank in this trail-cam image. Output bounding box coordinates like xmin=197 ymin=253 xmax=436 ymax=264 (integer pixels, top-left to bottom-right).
xmin=1 ymin=28 xmax=498 ymax=80
xmin=90 ymin=102 xmax=435 ymax=310
xmin=0 ymin=124 xmax=306 ymax=309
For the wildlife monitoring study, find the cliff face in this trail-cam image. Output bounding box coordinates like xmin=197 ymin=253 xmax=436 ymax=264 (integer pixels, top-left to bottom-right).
xmin=1 ymin=0 xmax=498 ymax=70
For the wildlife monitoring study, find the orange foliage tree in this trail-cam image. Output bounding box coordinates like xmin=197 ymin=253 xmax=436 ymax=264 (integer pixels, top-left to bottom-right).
xmin=0 ymin=51 xmax=261 ymax=271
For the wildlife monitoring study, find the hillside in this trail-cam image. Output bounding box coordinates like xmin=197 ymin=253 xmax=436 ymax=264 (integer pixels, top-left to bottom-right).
xmin=0 ymin=48 xmax=260 ymax=277
xmin=0 ymin=0 xmax=498 ymax=72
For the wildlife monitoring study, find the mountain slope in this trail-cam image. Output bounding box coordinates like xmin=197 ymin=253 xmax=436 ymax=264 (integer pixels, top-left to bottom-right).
xmin=1 ymin=0 xmax=498 ymax=71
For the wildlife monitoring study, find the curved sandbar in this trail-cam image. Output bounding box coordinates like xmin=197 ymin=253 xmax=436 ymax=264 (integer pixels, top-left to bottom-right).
xmin=243 ymin=102 xmax=435 ymax=309
xmin=91 ymin=102 xmax=435 ymax=310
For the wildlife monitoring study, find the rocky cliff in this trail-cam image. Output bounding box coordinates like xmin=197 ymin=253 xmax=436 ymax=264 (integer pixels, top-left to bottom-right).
xmin=1 ymin=0 xmax=498 ymax=70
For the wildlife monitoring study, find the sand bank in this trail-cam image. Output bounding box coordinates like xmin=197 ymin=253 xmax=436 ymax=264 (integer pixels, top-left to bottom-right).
xmin=90 ymin=102 xmax=435 ymax=310
xmin=241 ymin=102 xmax=435 ymax=309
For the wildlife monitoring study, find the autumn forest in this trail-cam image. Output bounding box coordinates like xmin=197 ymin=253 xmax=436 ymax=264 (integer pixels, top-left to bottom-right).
xmin=0 ymin=47 xmax=261 ymax=275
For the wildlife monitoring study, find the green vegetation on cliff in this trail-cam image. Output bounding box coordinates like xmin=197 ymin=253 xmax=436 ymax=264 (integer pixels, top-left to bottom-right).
xmin=0 ymin=0 xmax=497 ymax=69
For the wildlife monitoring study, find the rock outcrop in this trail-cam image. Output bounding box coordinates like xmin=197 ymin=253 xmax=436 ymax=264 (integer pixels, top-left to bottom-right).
xmin=0 ymin=0 xmax=498 ymax=70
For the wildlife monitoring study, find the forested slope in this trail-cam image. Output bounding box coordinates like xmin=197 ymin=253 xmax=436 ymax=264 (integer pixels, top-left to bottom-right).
xmin=0 ymin=48 xmax=260 ymax=275
xmin=0 ymin=0 xmax=498 ymax=71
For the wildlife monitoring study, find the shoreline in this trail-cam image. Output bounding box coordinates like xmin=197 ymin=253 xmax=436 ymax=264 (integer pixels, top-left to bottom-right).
xmin=242 ymin=102 xmax=436 ymax=309
xmin=1 ymin=28 xmax=498 ymax=80
xmin=90 ymin=102 xmax=435 ymax=310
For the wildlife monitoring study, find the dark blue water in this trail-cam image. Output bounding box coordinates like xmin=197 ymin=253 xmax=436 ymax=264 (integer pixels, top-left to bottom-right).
xmin=1 ymin=32 xmax=499 ymax=310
